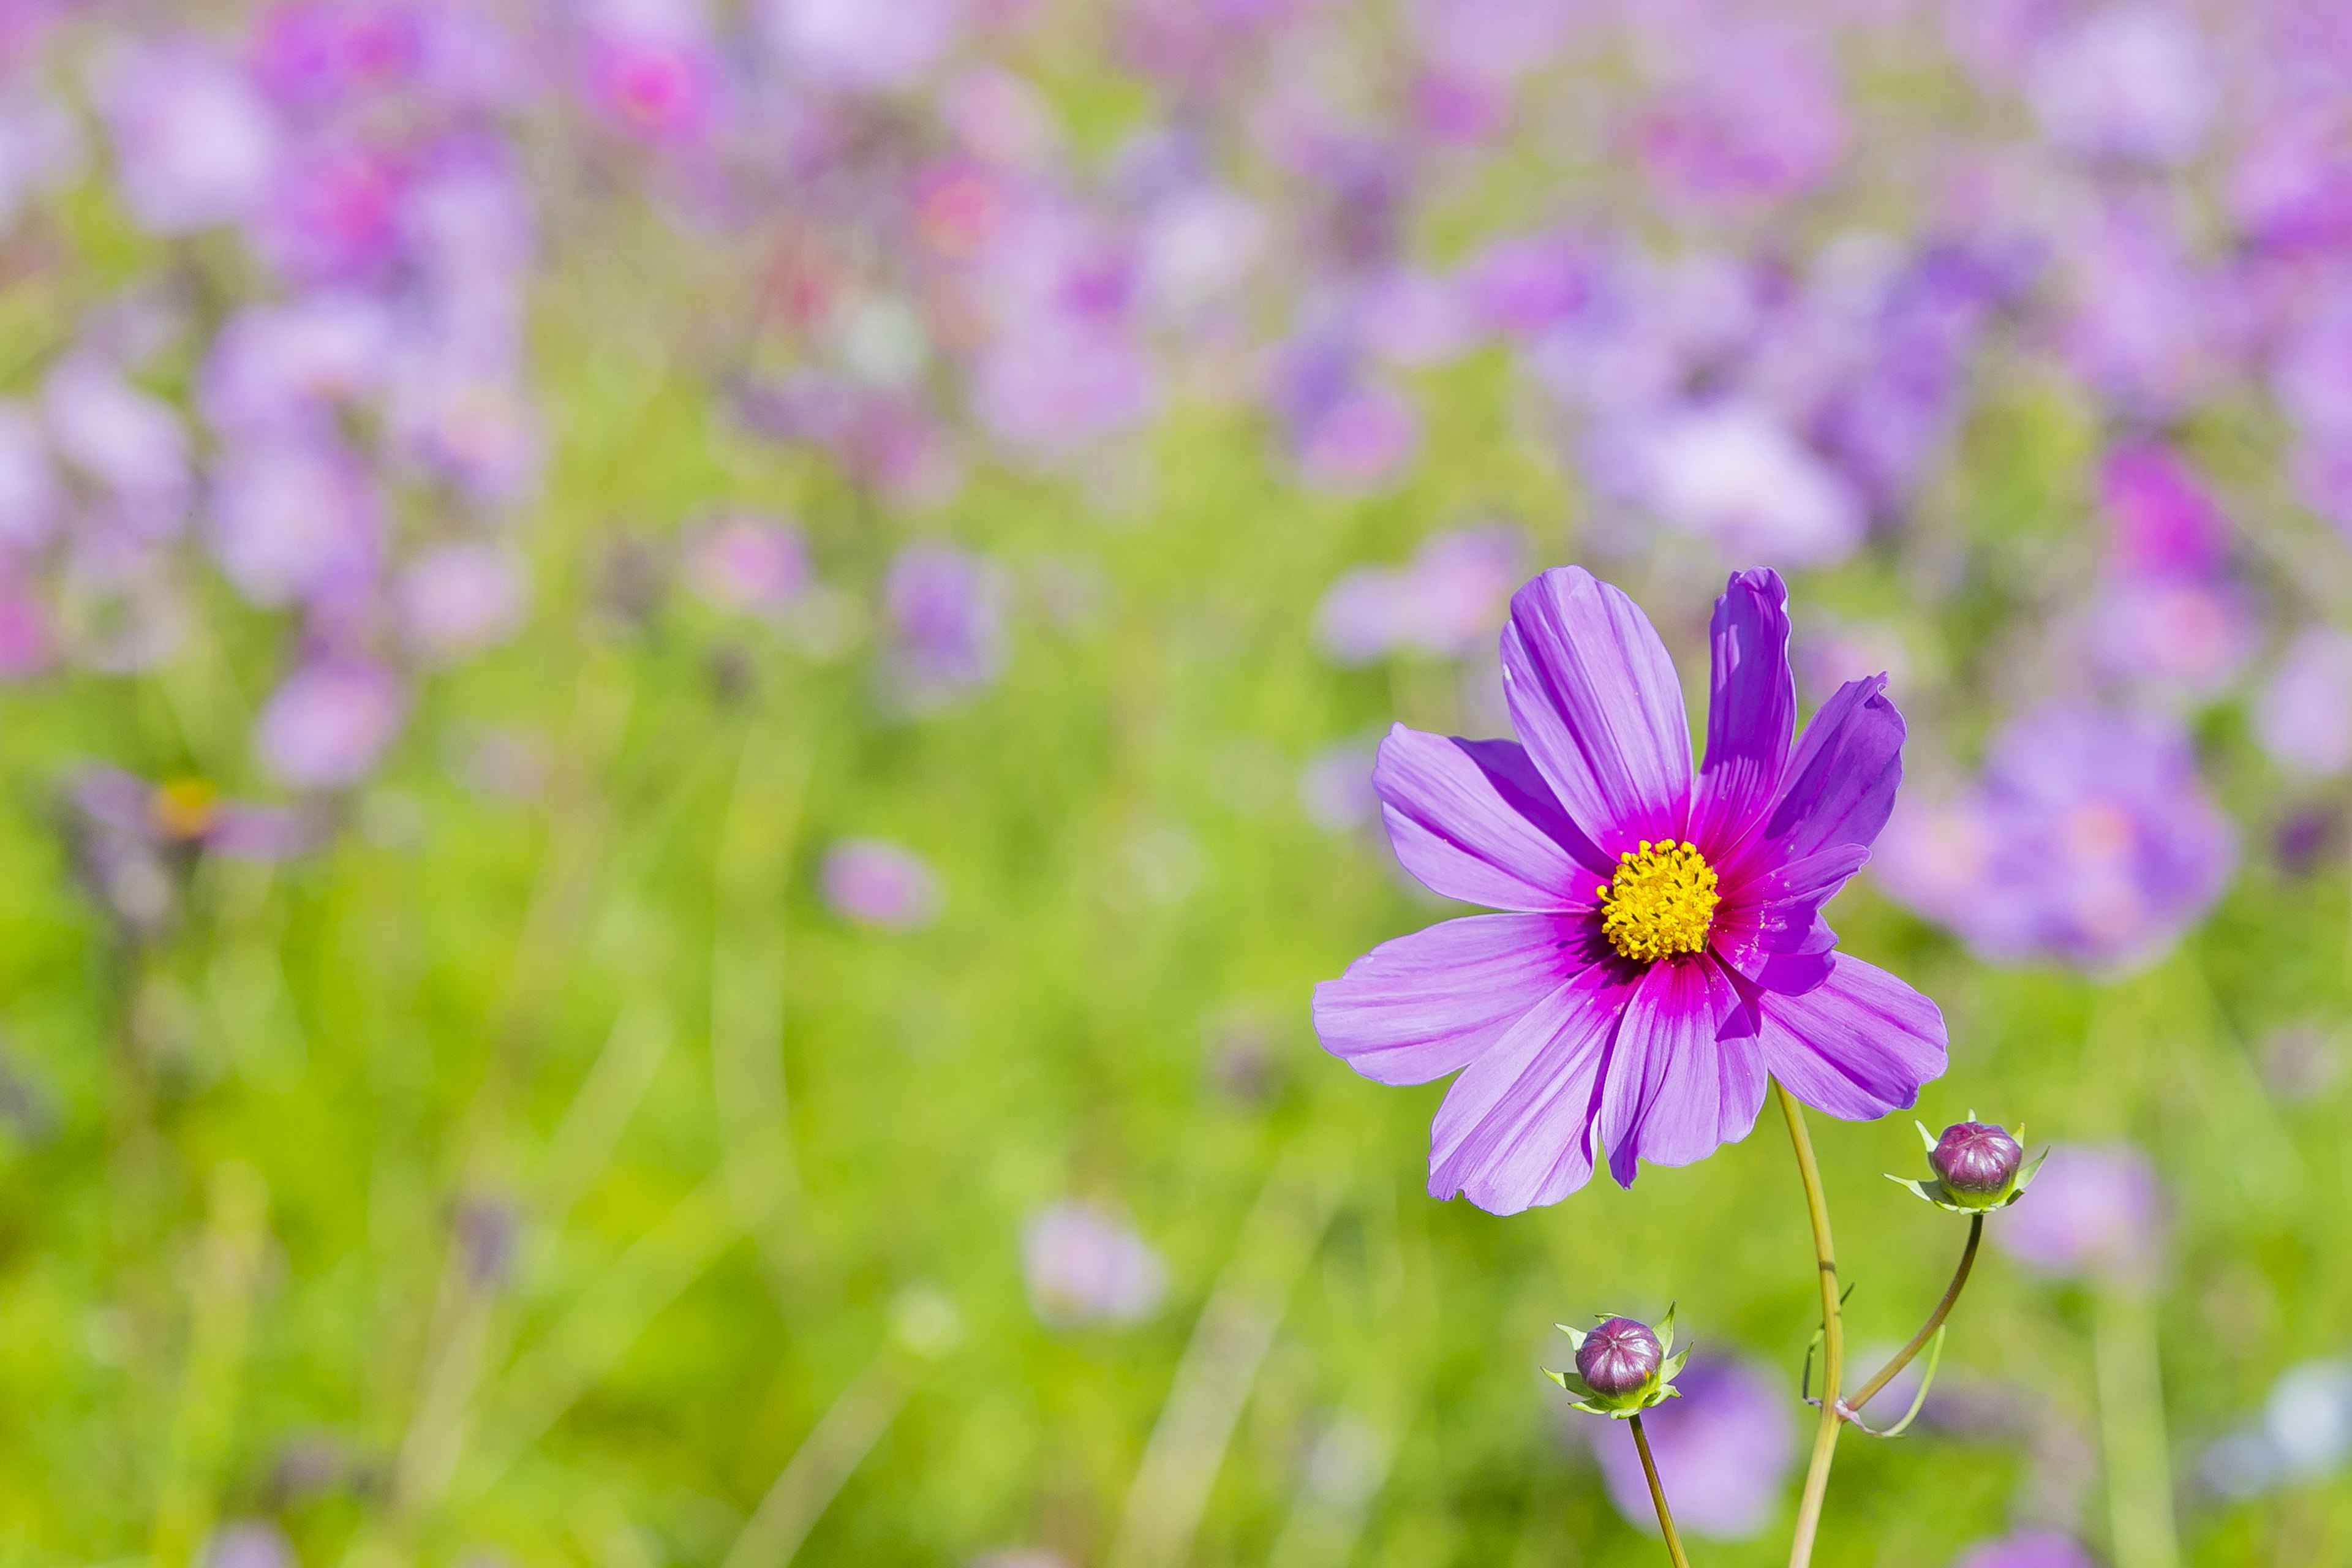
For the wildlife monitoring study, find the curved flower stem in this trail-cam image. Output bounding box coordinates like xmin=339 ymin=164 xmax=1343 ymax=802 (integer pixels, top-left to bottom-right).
xmin=1628 ymin=1414 xmax=1694 ymax=1568
xmin=1845 ymin=1213 xmax=1983 ymax=1417
xmin=1776 ymin=1080 xmax=1841 ymax=1568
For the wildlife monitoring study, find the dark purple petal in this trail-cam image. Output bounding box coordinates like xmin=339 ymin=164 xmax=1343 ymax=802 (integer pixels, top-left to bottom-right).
xmin=1314 ymin=913 xmax=1585 ymax=1086
xmin=1722 ymin=674 xmax=1902 ymax=884
xmin=1376 ymin=725 xmax=1611 ymax=910
xmin=1499 ymin=566 xmax=1693 ymax=854
xmin=1594 ymin=954 xmax=1761 ymax=1185
xmin=1689 ymin=570 xmax=1795 ymax=854
xmin=1755 ymin=952 xmax=1947 ymax=1120
xmin=1427 ymin=958 xmax=1637 ymax=1213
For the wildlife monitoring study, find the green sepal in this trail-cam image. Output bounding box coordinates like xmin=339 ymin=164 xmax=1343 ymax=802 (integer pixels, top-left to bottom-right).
xmin=1655 ymin=1301 xmax=1677 ymax=1359
xmin=1554 ymin=1322 xmax=1589 ymax=1353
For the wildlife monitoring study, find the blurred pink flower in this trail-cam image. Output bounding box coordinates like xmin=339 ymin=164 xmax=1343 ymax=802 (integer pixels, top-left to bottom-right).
xmin=92 ymin=40 xmax=281 ymax=233
xmin=1021 ymin=1200 xmax=1167 ymax=1327
xmin=820 ymin=838 xmax=942 ymax=929
xmin=1993 ymin=1141 xmax=2165 ymax=1286
xmin=762 ymin=0 xmax=962 ymax=91
xmin=684 ymin=514 xmax=811 ymax=616
xmin=1585 ymin=1356 xmax=1796 ymax=1539
xmin=397 ymin=543 xmax=526 ymax=662
xmin=2027 ymin=6 xmax=2212 ymax=167
xmin=1953 ymin=1531 xmax=2100 ymax=1568
xmin=207 ymin=437 xmax=385 ymax=607
xmin=255 ymin=659 xmax=407 ymax=789
xmin=2255 ymin=626 xmax=2352 ymax=778
xmin=1312 ymin=524 xmax=1526 ymax=665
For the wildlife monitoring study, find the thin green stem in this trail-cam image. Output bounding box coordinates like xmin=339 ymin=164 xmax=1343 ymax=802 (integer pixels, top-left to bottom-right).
xmin=1776 ymin=1080 xmax=1841 ymax=1568
xmin=1845 ymin=1214 xmax=1983 ymax=1417
xmin=1629 ymin=1415 xmax=1694 ymax=1568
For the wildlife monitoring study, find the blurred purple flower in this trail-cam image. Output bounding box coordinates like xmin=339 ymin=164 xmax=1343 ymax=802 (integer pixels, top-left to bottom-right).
xmin=684 ymin=514 xmax=811 ymax=616
xmin=2058 ymin=205 xmax=2222 ymax=418
xmin=884 ymin=542 xmax=1006 ymax=704
xmin=2100 ymin=442 xmax=2230 ymax=579
xmin=1992 ymin=1141 xmax=2165 ymax=1286
xmin=207 ymin=437 xmax=384 ymax=608
xmin=2256 ymin=627 xmax=2352 ymax=778
xmin=0 ymin=75 xmax=80 ymax=226
xmin=44 ymin=355 xmax=192 ymax=538
xmin=0 ymin=401 xmax=59 ymax=552
xmin=1021 ymin=1200 xmax=1167 ymax=1327
xmin=201 ymin=295 xmax=394 ymax=437
xmin=203 ymin=1520 xmax=294 ymax=1568
xmin=1632 ymin=25 xmax=1847 ymax=211
xmin=1875 ymin=706 xmax=2234 ymax=973
xmin=397 ymin=543 xmax=526 ymax=662
xmin=1953 ymin=1531 xmax=2100 ymax=1568
xmin=971 ymin=323 xmax=1156 ymax=456
xmin=820 ymin=838 xmax=941 ymax=930
xmin=255 ymin=659 xmax=407 ymax=790
xmin=248 ymin=1 xmax=429 ymax=111
xmin=1311 ymin=524 xmax=1526 ymax=666
xmin=2082 ymin=578 xmax=2258 ymax=701
xmin=72 ymin=766 xmax=320 ymax=862
xmin=1585 ymin=1356 xmax=1796 ymax=1540
xmin=252 ymin=135 xmax=410 ymax=286
xmin=1626 ymin=403 xmax=1866 ymax=569
xmin=581 ymin=0 xmax=725 ymax=146
xmin=2027 ymin=6 xmax=2212 ymax=167
xmin=1297 ymin=740 xmax=1379 ymax=833
xmin=761 ymin=0 xmax=962 ymax=91
xmin=92 ymin=40 xmax=281 ymax=233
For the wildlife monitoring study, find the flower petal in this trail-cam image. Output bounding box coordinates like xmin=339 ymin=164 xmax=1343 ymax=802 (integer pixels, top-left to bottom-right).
xmin=1690 ymin=570 xmax=1795 ymax=855
xmin=1755 ymin=952 xmax=1948 ymax=1120
xmin=1313 ymin=913 xmax=1585 ymax=1086
xmin=1712 ymin=844 xmax=1870 ymax=968
xmin=1500 ymin=566 xmax=1694 ymax=854
xmin=1427 ymin=957 xmax=1638 ymax=1213
xmin=1593 ymin=954 xmax=1763 ymax=1184
xmin=1375 ymin=725 xmax=1611 ymax=910
xmin=1724 ymin=674 xmax=1903 ymax=884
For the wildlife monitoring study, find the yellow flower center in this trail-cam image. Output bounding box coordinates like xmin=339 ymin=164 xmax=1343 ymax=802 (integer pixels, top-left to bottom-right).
xmin=1597 ymin=840 xmax=1719 ymax=963
xmin=150 ymin=777 xmax=219 ymax=842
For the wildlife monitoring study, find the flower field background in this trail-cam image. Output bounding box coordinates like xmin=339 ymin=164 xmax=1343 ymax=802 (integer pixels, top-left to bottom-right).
xmin=0 ymin=1 xmax=2346 ymax=1564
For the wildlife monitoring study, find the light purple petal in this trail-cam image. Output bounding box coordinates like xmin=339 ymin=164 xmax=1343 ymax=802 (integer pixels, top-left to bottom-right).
xmin=1425 ymin=957 xmax=1637 ymax=1213
xmin=1723 ymin=674 xmax=1902 ymax=883
xmin=1593 ymin=954 xmax=1759 ymax=1184
xmin=1499 ymin=566 xmax=1693 ymax=854
xmin=1313 ymin=913 xmax=1586 ymax=1087
xmin=1754 ymin=952 xmax=1947 ymax=1120
xmin=1714 ymin=844 xmax=1871 ymax=965
xmin=1689 ymin=568 xmax=1794 ymax=854
xmin=1375 ymin=725 xmax=1610 ymax=910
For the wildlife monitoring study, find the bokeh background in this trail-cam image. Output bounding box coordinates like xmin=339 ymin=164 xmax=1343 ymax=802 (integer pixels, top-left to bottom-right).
xmin=0 ymin=0 xmax=2345 ymax=1564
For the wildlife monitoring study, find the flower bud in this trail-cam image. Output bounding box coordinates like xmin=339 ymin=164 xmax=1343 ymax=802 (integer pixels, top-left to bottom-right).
xmin=1932 ymin=1121 xmax=2024 ymax=1197
xmin=1576 ymin=1316 xmax=1664 ymax=1397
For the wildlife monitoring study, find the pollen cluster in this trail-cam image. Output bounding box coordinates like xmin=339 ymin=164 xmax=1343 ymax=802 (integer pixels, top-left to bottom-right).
xmin=1597 ymin=840 xmax=1720 ymax=963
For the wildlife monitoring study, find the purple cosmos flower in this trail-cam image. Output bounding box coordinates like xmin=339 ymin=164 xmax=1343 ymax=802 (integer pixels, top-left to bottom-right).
xmin=0 ymin=401 xmax=59 ymax=552
xmin=1584 ymin=1356 xmax=1795 ymax=1540
xmin=72 ymin=767 xmax=322 ymax=862
xmin=207 ymin=437 xmax=383 ymax=608
xmin=1313 ymin=524 xmax=1527 ymax=666
xmin=255 ymin=658 xmax=407 ymax=790
xmin=1313 ymin=567 xmax=1947 ymax=1212
xmin=1992 ymin=1141 xmax=2165 ymax=1285
xmin=1624 ymin=403 xmax=1866 ymax=570
xmin=43 ymin=355 xmax=192 ymax=538
xmin=1952 ymin=1531 xmax=2100 ymax=1568
xmin=2027 ymin=6 xmax=2212 ymax=168
xmin=580 ymin=0 xmax=725 ymax=147
xmin=1875 ymin=705 xmax=2234 ymax=974
xmin=761 ymin=0 xmax=962 ymax=91
xmin=884 ymin=542 xmax=1006 ymax=706
xmin=820 ymin=838 xmax=941 ymax=930
xmin=203 ymin=1520 xmax=294 ymax=1568
xmin=1630 ymin=24 xmax=1847 ymax=212
xmin=91 ymin=41 xmax=281 ymax=234
xmin=1020 ymin=1200 xmax=1167 ymax=1327
xmin=2256 ymin=627 xmax=2352 ymax=778
xmin=684 ymin=514 xmax=811 ymax=616
xmin=396 ymin=543 xmax=526 ymax=662
xmin=250 ymin=135 xmax=410 ymax=287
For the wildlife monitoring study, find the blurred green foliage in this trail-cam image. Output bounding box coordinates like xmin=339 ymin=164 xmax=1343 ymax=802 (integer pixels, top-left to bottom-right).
xmin=0 ymin=267 xmax=2343 ymax=1568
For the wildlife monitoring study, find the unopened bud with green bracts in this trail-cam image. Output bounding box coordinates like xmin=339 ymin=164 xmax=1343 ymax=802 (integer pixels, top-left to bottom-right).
xmin=1545 ymin=1303 xmax=1690 ymax=1418
xmin=1888 ymin=1112 xmax=2046 ymax=1213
